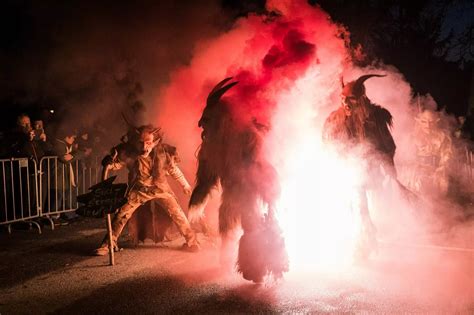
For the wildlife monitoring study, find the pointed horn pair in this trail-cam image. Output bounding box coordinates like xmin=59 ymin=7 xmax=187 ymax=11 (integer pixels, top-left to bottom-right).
xmin=206 ymin=77 xmax=238 ymax=107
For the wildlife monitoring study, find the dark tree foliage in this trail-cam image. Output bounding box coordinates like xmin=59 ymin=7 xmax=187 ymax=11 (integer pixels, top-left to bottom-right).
xmin=221 ymin=0 xmax=267 ymax=18
xmin=315 ymin=0 xmax=473 ymax=116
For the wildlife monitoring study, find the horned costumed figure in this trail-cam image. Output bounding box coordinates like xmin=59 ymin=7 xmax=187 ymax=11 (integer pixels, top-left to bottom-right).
xmin=323 ymin=74 xmax=398 ymax=261
xmin=94 ymin=124 xmax=199 ymax=255
xmin=188 ymin=78 xmax=288 ymax=283
xmin=408 ymin=109 xmax=452 ymax=196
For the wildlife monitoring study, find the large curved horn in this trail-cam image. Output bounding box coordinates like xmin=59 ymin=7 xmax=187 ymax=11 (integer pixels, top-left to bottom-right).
xmin=206 ymin=78 xmax=238 ymax=106
xmin=355 ymin=74 xmax=386 ymax=84
xmin=209 ymin=77 xmax=234 ymax=95
xmin=353 ymin=74 xmax=385 ymax=94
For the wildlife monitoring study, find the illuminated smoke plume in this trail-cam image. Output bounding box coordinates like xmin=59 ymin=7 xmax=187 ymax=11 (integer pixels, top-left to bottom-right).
xmin=154 ymin=0 xmax=353 ymax=263
xmin=153 ymin=0 xmax=472 ymax=309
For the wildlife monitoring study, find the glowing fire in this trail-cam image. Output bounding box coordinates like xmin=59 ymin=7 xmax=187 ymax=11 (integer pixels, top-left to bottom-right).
xmin=276 ymin=140 xmax=363 ymax=271
xmin=269 ymin=70 xmax=364 ymax=272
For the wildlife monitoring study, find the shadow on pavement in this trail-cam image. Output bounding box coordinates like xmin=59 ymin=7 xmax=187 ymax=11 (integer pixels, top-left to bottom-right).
xmin=53 ymin=272 xmax=279 ymax=314
xmin=0 ymin=218 xmax=105 ymax=289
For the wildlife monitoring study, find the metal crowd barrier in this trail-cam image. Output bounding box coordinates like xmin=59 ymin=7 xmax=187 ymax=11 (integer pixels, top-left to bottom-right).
xmin=38 ymin=156 xmax=101 ymax=229
xmin=0 ymin=158 xmax=41 ymax=233
xmin=0 ymin=156 xmax=101 ymax=234
xmin=0 ymin=149 xmax=472 ymax=234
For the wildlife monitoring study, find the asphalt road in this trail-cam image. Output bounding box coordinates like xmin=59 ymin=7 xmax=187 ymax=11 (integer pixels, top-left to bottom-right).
xmin=1 ymin=218 xmax=473 ymax=314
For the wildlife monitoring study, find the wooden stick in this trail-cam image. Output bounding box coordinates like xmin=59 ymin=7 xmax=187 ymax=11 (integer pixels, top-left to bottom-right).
xmin=107 ymin=213 xmax=115 ymax=266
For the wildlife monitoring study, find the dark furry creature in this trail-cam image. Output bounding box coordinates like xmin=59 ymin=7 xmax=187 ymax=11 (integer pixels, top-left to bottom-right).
xmin=323 ymin=74 xmax=402 ymax=260
xmin=189 ymin=78 xmax=288 ymax=283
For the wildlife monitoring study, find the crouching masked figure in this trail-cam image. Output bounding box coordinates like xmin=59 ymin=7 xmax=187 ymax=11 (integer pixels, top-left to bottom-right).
xmin=94 ymin=125 xmax=198 ymax=255
xmin=188 ymin=78 xmax=288 ymax=283
xmin=323 ymin=74 xmax=398 ymax=261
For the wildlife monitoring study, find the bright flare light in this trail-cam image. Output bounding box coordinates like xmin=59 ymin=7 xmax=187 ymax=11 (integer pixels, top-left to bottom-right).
xmin=268 ymin=69 xmax=364 ymax=272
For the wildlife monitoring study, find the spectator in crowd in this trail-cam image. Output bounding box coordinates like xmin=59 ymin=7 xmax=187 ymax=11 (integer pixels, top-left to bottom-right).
xmin=76 ymin=128 xmax=94 ymax=167
xmin=33 ymin=119 xmax=45 ymax=141
xmin=47 ymin=128 xmax=83 ymax=222
xmin=10 ymin=114 xmax=46 ymax=163
xmin=74 ymin=128 xmax=96 ymax=195
xmin=4 ymin=114 xmax=46 ymax=223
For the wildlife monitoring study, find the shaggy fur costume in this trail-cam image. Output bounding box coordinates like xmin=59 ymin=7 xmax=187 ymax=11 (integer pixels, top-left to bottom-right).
xmin=189 ymin=78 xmax=288 ymax=283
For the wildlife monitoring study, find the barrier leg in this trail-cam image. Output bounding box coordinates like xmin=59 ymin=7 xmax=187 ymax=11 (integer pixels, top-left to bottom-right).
xmin=44 ymin=216 xmax=55 ymax=230
xmin=107 ymin=214 xmax=115 ymax=266
xmin=27 ymin=220 xmax=42 ymax=234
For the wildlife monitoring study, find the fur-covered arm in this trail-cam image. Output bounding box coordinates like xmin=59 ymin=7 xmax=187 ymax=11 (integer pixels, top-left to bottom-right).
xmin=371 ymin=105 xmax=397 ymax=177
xmin=188 ymin=162 xmax=217 ymax=223
xmin=370 ymin=105 xmax=396 ymax=166
xmin=374 ymin=105 xmax=396 ymax=154
xmin=187 ymin=149 xmax=219 ymax=223
xmin=189 ymin=158 xmax=218 ymax=207
xmin=322 ymin=108 xmax=345 ymax=144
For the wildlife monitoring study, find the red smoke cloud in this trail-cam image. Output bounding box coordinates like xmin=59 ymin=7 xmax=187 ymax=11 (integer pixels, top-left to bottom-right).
xmin=151 ymin=0 xmax=347 ymax=229
xmin=152 ymin=0 xmax=346 ymax=170
xmin=150 ymin=0 xmax=473 ymax=309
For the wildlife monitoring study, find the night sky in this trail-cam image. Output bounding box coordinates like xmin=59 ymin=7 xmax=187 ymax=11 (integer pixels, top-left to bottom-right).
xmin=0 ymin=0 xmax=472 ymax=131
